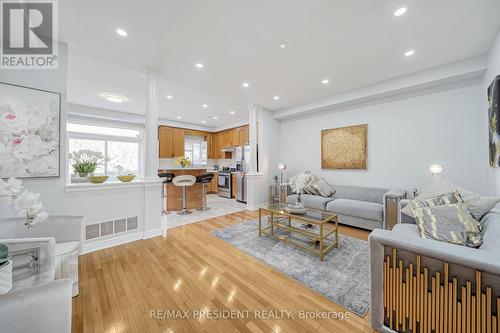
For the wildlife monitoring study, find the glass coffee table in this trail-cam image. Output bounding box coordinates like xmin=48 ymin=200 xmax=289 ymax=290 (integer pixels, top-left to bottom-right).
xmin=259 ymin=203 xmax=339 ymax=261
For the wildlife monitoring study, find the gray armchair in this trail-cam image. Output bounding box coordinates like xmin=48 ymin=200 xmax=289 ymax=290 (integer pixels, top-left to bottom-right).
xmin=0 ymin=279 xmax=72 ymax=333
xmin=0 ymin=215 xmax=83 ymax=296
xmin=369 ymin=203 xmax=500 ymax=332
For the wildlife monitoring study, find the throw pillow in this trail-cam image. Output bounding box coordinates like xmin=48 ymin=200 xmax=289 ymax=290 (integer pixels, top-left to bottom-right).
xmin=310 ymin=176 xmax=335 ymax=197
xmin=402 ymin=191 xmax=464 ymax=218
xmin=418 ymin=178 xmax=500 ymax=221
xmin=454 ymin=187 xmax=500 ymax=221
xmin=412 ymin=203 xmax=482 ymax=248
xmin=304 ymin=174 xmax=321 ymax=195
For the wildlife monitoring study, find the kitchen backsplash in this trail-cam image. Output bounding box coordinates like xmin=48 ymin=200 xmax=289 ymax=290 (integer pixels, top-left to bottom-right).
xmin=159 ymin=158 xmax=236 ymax=170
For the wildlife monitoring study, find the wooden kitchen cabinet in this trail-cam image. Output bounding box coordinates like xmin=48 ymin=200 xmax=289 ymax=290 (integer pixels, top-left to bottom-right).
xmin=172 ymin=128 xmax=185 ymax=157
xmin=239 ymin=125 xmax=249 ymax=145
xmin=159 ymin=126 xmax=174 ymax=158
xmin=231 ymin=173 xmax=237 ymax=198
xmin=208 ymin=172 xmax=218 ymax=193
xmin=231 ymin=128 xmax=240 ymax=147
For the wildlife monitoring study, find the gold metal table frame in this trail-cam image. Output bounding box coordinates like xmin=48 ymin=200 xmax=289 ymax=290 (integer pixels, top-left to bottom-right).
xmin=258 ymin=204 xmax=339 ymax=261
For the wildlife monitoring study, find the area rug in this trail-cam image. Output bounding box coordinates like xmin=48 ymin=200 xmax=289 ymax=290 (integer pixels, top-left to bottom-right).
xmin=212 ymin=218 xmax=370 ymax=317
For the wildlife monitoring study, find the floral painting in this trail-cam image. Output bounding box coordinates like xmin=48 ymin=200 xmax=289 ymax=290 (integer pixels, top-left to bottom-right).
xmin=489 ymin=75 xmax=500 ymax=168
xmin=0 ymin=82 xmax=60 ymax=178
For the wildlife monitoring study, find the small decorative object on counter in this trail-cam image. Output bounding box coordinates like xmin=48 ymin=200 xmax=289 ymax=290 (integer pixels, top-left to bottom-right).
xmin=68 ymin=150 xmax=107 ymax=179
xmin=174 ymin=156 xmax=191 ymax=168
xmin=0 ymin=244 xmax=12 ymax=294
xmin=117 ymin=174 xmax=136 ymax=182
xmin=87 ymin=175 xmax=109 ymax=183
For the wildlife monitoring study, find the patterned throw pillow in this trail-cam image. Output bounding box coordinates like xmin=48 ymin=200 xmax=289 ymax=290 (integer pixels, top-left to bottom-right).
xmin=304 ymin=174 xmax=320 ymax=195
xmin=310 ymin=176 xmax=335 ymax=197
xmin=402 ymin=191 xmax=464 ymax=218
xmin=412 ymin=203 xmax=482 ymax=248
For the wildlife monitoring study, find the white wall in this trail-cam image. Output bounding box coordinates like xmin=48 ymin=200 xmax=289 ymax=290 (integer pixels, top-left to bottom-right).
xmin=484 ymin=30 xmax=500 ymax=196
xmin=280 ymin=84 xmax=490 ymax=195
xmin=0 ymin=43 xmax=160 ymax=252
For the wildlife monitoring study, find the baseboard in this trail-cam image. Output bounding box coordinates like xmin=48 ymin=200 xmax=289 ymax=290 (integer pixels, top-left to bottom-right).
xmin=143 ymin=228 xmax=165 ymax=239
xmin=82 ymin=231 xmax=142 ymax=254
xmin=245 ymin=201 xmax=269 ymax=211
xmin=81 ymin=228 xmax=165 ymax=254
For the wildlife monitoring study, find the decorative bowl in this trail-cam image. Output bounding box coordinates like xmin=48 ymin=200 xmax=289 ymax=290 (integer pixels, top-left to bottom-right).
xmin=87 ymin=175 xmax=109 ymax=183
xmin=117 ymin=175 xmax=136 ymax=182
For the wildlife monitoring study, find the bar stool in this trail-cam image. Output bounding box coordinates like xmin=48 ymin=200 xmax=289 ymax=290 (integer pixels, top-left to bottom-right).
xmin=196 ymin=173 xmax=214 ymax=211
xmin=172 ymin=175 xmax=196 ymax=215
xmin=159 ymin=172 xmax=175 ymax=215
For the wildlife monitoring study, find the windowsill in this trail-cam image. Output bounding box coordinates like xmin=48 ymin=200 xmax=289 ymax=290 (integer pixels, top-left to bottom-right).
xmin=64 ymin=180 xmax=149 ymax=192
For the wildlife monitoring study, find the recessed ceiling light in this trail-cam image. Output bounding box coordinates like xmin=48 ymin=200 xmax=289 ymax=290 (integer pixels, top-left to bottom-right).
xmin=195 ymin=62 xmax=204 ymax=69
xmin=166 ymin=95 xmax=173 ymax=100
xmin=116 ymin=28 xmax=128 ymax=37
xmin=201 ymin=120 xmax=206 ymax=124
xmin=229 ymin=110 xmax=235 ymax=114
xmin=202 ymin=104 xmax=208 ymax=108
xmin=242 ymin=82 xmax=250 ymax=88
xmin=211 ymin=115 xmax=218 ymax=120
xmin=273 ymin=96 xmax=280 ymax=101
xmin=176 ymin=116 xmax=182 ymax=119
xmin=278 ymin=41 xmax=287 ymax=49
xmin=404 ymin=49 xmax=415 ymax=57
xmin=394 ymin=7 xmax=407 ymax=17
xmin=321 ymin=78 xmax=330 ymax=85
xmin=100 ymin=93 xmax=128 ymax=103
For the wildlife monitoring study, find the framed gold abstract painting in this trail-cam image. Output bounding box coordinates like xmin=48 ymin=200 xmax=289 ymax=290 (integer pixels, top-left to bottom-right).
xmin=321 ymin=124 xmax=367 ymax=169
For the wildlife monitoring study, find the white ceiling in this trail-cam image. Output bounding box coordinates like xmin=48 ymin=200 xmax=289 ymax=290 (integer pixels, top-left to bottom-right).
xmin=61 ymin=0 xmax=500 ymax=127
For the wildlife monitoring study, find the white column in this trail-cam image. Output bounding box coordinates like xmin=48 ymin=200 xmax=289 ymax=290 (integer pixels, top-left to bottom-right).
xmin=246 ymin=104 xmax=264 ymax=210
xmin=143 ymin=69 xmax=164 ymax=238
xmin=144 ymin=69 xmax=161 ymax=180
xmin=247 ymin=104 xmax=260 ymax=174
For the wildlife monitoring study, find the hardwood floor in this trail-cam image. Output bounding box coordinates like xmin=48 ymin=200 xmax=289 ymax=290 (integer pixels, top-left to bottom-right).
xmin=72 ymin=210 xmax=373 ymax=333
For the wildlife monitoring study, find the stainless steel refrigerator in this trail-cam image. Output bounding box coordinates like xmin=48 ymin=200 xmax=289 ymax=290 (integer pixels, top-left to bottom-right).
xmin=235 ymin=146 xmax=250 ymax=203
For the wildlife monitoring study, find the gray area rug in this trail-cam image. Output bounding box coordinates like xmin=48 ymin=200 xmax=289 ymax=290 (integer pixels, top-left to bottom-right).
xmin=212 ymin=218 xmax=370 ymax=317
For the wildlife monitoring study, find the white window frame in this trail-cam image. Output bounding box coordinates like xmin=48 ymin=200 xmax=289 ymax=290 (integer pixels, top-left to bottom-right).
xmin=66 ymin=118 xmax=144 ymax=183
xmin=184 ymin=136 xmax=207 ymax=166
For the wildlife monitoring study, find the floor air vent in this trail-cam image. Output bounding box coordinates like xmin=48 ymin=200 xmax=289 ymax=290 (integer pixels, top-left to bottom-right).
xmin=85 ymin=216 xmax=139 ymax=241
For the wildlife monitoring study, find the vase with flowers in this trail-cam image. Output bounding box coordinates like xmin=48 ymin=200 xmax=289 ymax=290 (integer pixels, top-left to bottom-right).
xmin=174 ymin=156 xmax=191 ymax=168
xmin=68 ymin=150 xmax=107 ymax=182
xmin=286 ymin=172 xmax=312 ymax=214
xmin=0 ymin=177 xmax=48 ymax=294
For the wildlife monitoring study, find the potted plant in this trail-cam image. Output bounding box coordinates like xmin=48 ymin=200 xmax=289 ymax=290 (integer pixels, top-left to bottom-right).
xmin=68 ymin=150 xmax=107 ymax=183
xmin=174 ymin=156 xmax=191 ymax=168
xmin=0 ymin=177 xmax=48 ymax=294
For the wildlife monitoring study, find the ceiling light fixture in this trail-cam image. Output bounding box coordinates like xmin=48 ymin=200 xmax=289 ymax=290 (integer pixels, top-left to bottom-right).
xmin=176 ymin=116 xmax=182 ymax=119
xmin=166 ymin=95 xmax=173 ymax=100
xmin=321 ymin=78 xmax=330 ymax=85
xmin=404 ymin=49 xmax=415 ymax=57
xmin=394 ymin=7 xmax=407 ymax=17
xmin=202 ymin=104 xmax=208 ymax=108
xmin=230 ymin=110 xmax=235 ymax=114
xmin=242 ymin=82 xmax=250 ymax=88
xmin=278 ymin=41 xmax=287 ymax=49
xmin=211 ymin=116 xmax=218 ymax=120
xmin=273 ymin=96 xmax=280 ymax=101
xmin=115 ymin=28 xmax=128 ymax=37
xmin=195 ymin=62 xmax=204 ymax=69
xmin=100 ymin=93 xmax=128 ymax=103
xmin=201 ymin=120 xmax=206 ymax=124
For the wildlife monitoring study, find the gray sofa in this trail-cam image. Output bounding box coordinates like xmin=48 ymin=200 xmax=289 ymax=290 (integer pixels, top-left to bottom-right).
xmin=287 ymin=184 xmax=406 ymax=230
xmin=369 ymin=202 xmax=500 ymax=333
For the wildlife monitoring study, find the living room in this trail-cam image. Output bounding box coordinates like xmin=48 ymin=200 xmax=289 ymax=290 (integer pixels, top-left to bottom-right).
xmin=1 ymin=1 xmax=500 ymax=333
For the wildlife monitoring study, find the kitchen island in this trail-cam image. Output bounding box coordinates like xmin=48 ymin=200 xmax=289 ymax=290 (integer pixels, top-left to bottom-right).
xmin=159 ymin=168 xmax=218 ymax=212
